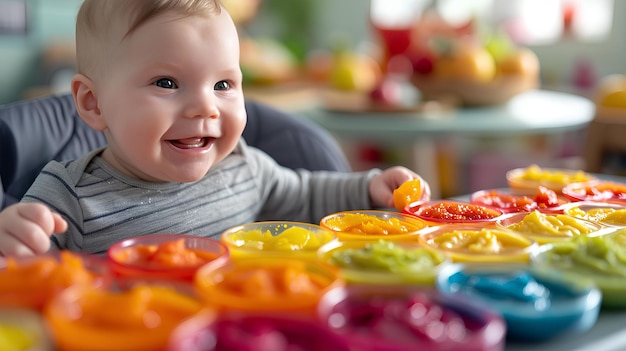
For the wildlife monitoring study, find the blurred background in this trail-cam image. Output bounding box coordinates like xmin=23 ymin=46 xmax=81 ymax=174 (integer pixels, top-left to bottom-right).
xmin=0 ymin=0 xmax=624 ymax=196
xmin=0 ymin=0 xmax=620 ymax=104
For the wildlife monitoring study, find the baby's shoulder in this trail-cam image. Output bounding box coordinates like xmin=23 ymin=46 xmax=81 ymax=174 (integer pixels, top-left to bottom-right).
xmin=40 ymin=148 xmax=104 ymax=185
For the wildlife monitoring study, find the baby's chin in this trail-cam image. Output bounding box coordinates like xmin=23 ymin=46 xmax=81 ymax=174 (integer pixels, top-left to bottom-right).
xmin=166 ymin=169 xmax=213 ymax=183
xmin=139 ymin=165 xmax=214 ymax=183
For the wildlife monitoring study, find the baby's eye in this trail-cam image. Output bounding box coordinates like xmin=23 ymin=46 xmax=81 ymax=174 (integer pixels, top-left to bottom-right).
xmin=154 ymin=78 xmax=178 ymax=89
xmin=214 ymin=81 xmax=230 ymax=91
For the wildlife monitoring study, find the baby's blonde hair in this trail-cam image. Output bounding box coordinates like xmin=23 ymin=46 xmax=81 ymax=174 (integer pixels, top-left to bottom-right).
xmin=75 ymin=0 xmax=221 ymax=78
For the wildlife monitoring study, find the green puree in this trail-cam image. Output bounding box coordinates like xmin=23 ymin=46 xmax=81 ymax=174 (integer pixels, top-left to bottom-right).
xmin=329 ymin=240 xmax=445 ymax=273
xmin=542 ymin=232 xmax=626 ymax=277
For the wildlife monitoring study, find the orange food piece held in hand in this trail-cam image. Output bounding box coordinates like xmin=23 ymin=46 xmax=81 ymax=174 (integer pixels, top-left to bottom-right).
xmin=393 ymin=178 xmax=422 ymax=211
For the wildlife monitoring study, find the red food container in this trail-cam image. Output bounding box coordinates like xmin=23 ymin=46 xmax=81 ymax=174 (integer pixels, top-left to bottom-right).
xmin=404 ymin=200 xmax=504 ymax=225
xmin=107 ymin=233 xmax=229 ymax=282
xmin=470 ymin=187 xmax=568 ymax=214
xmin=562 ymin=180 xmax=626 ymax=204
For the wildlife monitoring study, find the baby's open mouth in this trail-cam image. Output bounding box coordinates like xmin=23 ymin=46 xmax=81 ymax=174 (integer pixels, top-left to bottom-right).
xmin=168 ymin=137 xmax=211 ymax=149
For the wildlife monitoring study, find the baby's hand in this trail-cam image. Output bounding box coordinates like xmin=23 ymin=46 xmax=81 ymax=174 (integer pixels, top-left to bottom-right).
xmin=0 ymin=203 xmax=67 ymax=257
xmin=368 ymin=166 xmax=431 ymax=209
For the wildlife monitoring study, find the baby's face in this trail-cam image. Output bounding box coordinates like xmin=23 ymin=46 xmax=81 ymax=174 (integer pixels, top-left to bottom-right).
xmin=95 ymin=8 xmax=246 ymax=183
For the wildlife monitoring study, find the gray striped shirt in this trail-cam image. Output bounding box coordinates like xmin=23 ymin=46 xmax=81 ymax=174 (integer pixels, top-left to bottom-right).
xmin=22 ymin=139 xmax=378 ymax=254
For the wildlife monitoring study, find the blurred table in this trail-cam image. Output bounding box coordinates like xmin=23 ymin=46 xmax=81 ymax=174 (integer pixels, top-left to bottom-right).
xmin=505 ymin=312 xmax=626 ymax=351
xmin=300 ymin=90 xmax=595 ymax=198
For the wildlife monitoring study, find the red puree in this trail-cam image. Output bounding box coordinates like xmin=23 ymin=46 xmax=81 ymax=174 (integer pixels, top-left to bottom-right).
xmin=418 ymin=203 xmax=501 ymax=221
xmin=169 ymin=314 xmax=350 ymax=351
xmin=328 ymin=293 xmax=487 ymax=347
xmin=576 ymin=182 xmax=626 ymax=202
xmin=473 ymin=187 xmax=560 ymax=213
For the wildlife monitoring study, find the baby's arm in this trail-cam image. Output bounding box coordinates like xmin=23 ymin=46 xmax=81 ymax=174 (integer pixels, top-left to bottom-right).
xmin=0 ymin=203 xmax=67 ymax=257
xmin=368 ymin=166 xmax=432 ymax=208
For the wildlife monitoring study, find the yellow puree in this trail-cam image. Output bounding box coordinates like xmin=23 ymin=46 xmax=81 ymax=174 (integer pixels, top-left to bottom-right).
xmin=230 ymin=227 xmax=333 ymax=251
xmin=567 ymin=207 xmax=626 ymax=226
xmin=508 ymin=211 xmax=597 ymax=237
xmin=430 ymin=228 xmax=531 ymax=254
xmin=518 ymin=164 xmax=593 ymax=185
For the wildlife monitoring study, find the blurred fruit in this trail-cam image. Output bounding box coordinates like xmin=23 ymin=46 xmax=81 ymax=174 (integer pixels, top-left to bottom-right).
xmin=304 ymin=49 xmax=333 ymax=83
xmin=407 ymin=51 xmax=435 ymax=76
xmin=497 ymin=47 xmax=540 ymax=78
xmin=329 ymin=51 xmax=381 ymax=92
xmin=386 ymin=55 xmax=414 ymax=76
xmin=484 ymin=31 xmax=514 ymax=63
xmin=370 ymin=77 xmax=404 ymax=107
xmin=595 ymin=74 xmax=626 ymax=109
xmin=240 ymin=38 xmax=299 ymax=85
xmin=434 ymin=45 xmax=496 ymax=83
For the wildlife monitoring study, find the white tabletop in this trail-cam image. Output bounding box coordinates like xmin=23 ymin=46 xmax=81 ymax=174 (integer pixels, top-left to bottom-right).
xmin=301 ymin=89 xmax=595 ymax=141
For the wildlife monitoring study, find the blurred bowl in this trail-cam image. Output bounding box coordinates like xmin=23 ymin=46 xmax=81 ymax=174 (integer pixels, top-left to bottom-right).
xmin=221 ymin=221 xmax=336 ymax=260
xmin=0 ymin=307 xmax=54 ymax=351
xmin=411 ymin=73 xmax=537 ymax=106
xmin=194 ymin=257 xmax=342 ymax=315
xmin=562 ymin=180 xmax=626 ymax=204
xmin=0 ymin=250 xmax=107 ymax=310
xmin=530 ymin=230 xmax=626 ymax=308
xmin=436 ymin=263 xmax=601 ymax=342
xmin=317 ymin=239 xmax=449 ymax=285
xmin=44 ymin=281 xmax=204 ymax=351
xmin=317 ymin=285 xmax=506 ymax=351
xmin=107 ymin=233 xmax=229 ymax=282
xmin=562 ymin=201 xmax=626 ymax=227
xmin=404 ymin=200 xmax=504 ymax=225
xmin=168 ymin=311 xmax=350 ymax=351
xmin=496 ymin=211 xmax=607 ymax=244
xmin=470 ymin=188 xmax=568 ymax=214
xmin=418 ymin=224 xmax=536 ymax=263
xmin=319 ymin=210 xmax=428 ymax=241
xmin=506 ymin=165 xmax=596 ymax=194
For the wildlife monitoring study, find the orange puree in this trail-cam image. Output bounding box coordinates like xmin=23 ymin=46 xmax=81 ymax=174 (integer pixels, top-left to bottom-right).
xmin=324 ymin=213 xmax=423 ymax=235
xmin=195 ymin=258 xmax=341 ymax=313
xmin=0 ymin=251 xmax=100 ymax=310
xmin=111 ymin=238 xmax=219 ymax=269
xmin=45 ymin=284 xmax=203 ymax=351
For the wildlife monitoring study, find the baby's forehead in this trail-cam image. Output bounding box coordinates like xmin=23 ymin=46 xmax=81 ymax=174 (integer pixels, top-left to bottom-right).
xmin=76 ymin=1 xmax=225 ymax=77
xmin=94 ymin=2 xmax=220 ymax=41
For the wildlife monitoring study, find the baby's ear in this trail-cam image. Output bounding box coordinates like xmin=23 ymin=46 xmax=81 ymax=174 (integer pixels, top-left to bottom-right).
xmin=71 ymin=74 xmax=107 ymax=131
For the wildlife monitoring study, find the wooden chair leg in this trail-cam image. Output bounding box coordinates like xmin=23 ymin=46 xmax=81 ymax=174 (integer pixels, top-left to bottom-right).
xmin=584 ymin=120 xmax=606 ymax=173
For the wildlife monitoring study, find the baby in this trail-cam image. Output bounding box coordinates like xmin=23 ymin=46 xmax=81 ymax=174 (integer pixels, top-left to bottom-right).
xmin=0 ymin=0 xmax=430 ymax=256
